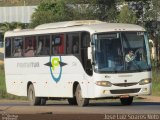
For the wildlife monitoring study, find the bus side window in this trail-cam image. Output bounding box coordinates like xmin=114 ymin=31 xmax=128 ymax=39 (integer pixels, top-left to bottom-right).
xmin=51 ymin=34 xmax=64 ymax=55
xmin=37 ymin=35 xmax=50 ymax=56
xmin=66 ymin=33 xmax=79 ymax=54
xmin=66 ymin=34 xmax=71 ymax=54
xmin=24 ymin=36 xmax=36 ymax=57
xmin=72 ymin=36 xmax=79 ymax=54
xmin=13 ymin=37 xmax=23 ymax=57
xmin=5 ymin=38 xmax=12 ymax=57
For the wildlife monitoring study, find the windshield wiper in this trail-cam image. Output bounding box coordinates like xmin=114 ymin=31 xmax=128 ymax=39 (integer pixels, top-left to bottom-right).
xmin=132 ymin=60 xmax=142 ymax=72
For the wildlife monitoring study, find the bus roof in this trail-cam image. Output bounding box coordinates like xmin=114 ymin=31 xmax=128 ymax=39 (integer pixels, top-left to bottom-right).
xmin=4 ymin=20 xmax=146 ymax=37
xmin=34 ymin=20 xmax=104 ymax=30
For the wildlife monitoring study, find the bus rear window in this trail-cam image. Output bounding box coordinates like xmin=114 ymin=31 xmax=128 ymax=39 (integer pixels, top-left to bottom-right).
xmin=5 ymin=38 xmax=12 ymax=58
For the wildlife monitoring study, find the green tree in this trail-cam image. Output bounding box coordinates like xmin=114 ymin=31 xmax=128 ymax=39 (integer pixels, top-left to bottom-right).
xmin=68 ymin=0 xmax=117 ymax=22
xmin=117 ymin=5 xmax=137 ymax=24
xmin=0 ymin=22 xmax=14 ymax=32
xmin=95 ymin=0 xmax=117 ymax=22
xmin=30 ymin=11 xmax=55 ymax=28
xmin=30 ymin=0 xmax=118 ymax=28
xmin=143 ymin=0 xmax=160 ymax=23
xmin=0 ymin=22 xmax=27 ymax=33
xmin=30 ymin=0 xmax=71 ymax=28
xmin=145 ymin=0 xmax=160 ymax=62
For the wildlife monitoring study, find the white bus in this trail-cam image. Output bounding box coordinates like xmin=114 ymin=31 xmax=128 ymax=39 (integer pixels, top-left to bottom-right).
xmin=4 ymin=20 xmax=152 ymax=106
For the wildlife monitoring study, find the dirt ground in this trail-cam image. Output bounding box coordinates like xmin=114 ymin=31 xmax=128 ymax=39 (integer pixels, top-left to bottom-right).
xmin=138 ymin=96 xmax=160 ymax=102
xmin=1 ymin=114 xmax=106 ymax=120
xmin=0 ymin=96 xmax=160 ymax=120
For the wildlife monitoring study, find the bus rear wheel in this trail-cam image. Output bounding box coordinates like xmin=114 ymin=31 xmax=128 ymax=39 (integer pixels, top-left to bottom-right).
xmin=28 ymin=84 xmax=41 ymax=106
xmin=40 ymin=98 xmax=46 ymax=105
xmin=75 ymin=84 xmax=89 ymax=107
xmin=120 ymin=97 xmax=133 ymax=105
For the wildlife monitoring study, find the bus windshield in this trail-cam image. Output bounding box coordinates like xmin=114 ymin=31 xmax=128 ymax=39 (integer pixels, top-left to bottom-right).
xmin=93 ymin=32 xmax=151 ymax=73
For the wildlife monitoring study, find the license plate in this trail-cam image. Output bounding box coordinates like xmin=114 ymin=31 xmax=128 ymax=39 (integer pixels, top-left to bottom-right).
xmin=120 ymin=95 xmax=129 ymax=98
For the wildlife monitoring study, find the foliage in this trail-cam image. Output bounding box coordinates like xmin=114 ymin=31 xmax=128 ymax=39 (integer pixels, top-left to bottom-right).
xmin=0 ymin=22 xmax=28 ymax=33
xmin=66 ymin=0 xmax=118 ymax=22
xmin=30 ymin=0 xmax=156 ymax=27
xmin=144 ymin=0 xmax=160 ymax=63
xmin=29 ymin=11 xmax=55 ymax=28
xmin=90 ymin=0 xmax=117 ymax=22
xmin=144 ymin=0 xmax=160 ymax=26
xmin=30 ymin=0 xmax=118 ymax=28
xmin=30 ymin=0 xmax=71 ymax=28
xmin=117 ymin=5 xmax=137 ymax=24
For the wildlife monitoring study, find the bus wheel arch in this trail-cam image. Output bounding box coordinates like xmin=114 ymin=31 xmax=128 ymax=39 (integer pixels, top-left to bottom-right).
xmin=73 ymin=82 xmax=79 ymax=96
xmin=27 ymin=82 xmax=41 ymax=106
xmin=27 ymin=81 xmax=32 ymax=95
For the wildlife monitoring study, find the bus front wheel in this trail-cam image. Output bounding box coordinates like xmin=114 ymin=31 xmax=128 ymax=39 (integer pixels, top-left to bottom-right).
xmin=28 ymin=84 xmax=41 ymax=106
xmin=67 ymin=98 xmax=77 ymax=105
xmin=120 ymin=97 xmax=133 ymax=105
xmin=75 ymin=84 xmax=89 ymax=107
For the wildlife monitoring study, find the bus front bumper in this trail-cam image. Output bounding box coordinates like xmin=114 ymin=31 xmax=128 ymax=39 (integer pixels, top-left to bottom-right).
xmin=93 ymin=83 xmax=151 ymax=98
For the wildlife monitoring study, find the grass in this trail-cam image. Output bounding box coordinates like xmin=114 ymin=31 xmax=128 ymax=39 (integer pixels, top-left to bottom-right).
xmin=0 ymin=64 xmax=160 ymax=100
xmin=0 ymin=64 xmax=5 ymax=98
xmin=152 ymin=67 xmax=160 ymax=96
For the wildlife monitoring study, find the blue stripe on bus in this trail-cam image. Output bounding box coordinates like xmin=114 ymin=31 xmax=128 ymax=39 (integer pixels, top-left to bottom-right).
xmin=49 ymin=56 xmax=62 ymax=83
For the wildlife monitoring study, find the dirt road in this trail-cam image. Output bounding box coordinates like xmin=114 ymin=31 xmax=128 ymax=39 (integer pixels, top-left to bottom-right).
xmin=0 ymin=97 xmax=160 ymax=120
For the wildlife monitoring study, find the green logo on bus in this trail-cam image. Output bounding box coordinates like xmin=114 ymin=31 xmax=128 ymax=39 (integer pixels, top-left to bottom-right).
xmin=51 ymin=58 xmax=60 ymax=71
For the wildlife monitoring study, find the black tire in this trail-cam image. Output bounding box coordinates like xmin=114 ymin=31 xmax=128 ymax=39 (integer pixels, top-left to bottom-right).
xmin=28 ymin=84 xmax=41 ymax=106
xmin=41 ymin=98 xmax=46 ymax=105
xmin=75 ymin=84 xmax=89 ymax=107
xmin=120 ymin=97 xmax=133 ymax=105
xmin=68 ymin=97 xmax=77 ymax=105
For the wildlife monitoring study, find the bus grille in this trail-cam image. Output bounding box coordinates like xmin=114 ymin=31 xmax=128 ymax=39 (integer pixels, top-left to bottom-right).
xmin=113 ymin=82 xmax=138 ymax=87
xmin=110 ymin=88 xmax=141 ymax=94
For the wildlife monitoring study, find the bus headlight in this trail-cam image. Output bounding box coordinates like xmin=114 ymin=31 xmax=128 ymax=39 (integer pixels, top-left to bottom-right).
xmin=139 ymin=79 xmax=151 ymax=85
xmin=96 ymin=81 xmax=112 ymax=87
